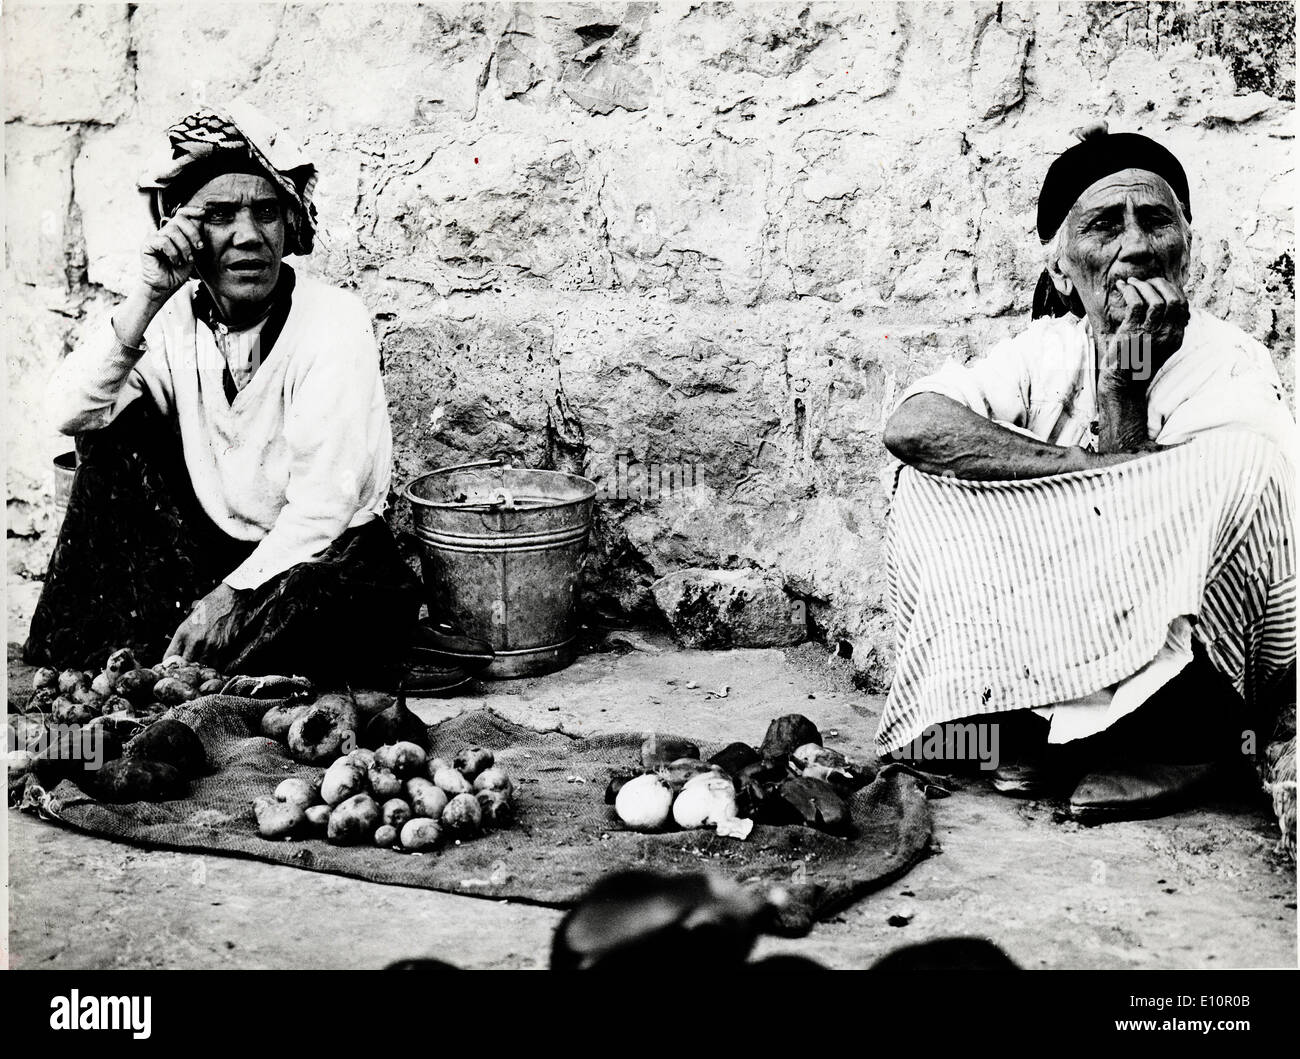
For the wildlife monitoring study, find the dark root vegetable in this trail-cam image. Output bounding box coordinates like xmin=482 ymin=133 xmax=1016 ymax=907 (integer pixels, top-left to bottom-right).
xmin=640 ymin=734 xmax=700 ymax=769
xmin=760 ymin=715 xmax=822 ymax=761
xmin=124 ymin=718 xmax=207 ymax=779
xmin=95 ymin=758 xmax=187 ymax=803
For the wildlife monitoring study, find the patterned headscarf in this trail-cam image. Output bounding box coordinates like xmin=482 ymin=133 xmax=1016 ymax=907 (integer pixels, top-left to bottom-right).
xmin=139 ymin=101 xmax=318 ymax=256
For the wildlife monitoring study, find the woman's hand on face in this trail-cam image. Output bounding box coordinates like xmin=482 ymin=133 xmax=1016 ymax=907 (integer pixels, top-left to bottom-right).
xmin=1106 ymin=277 xmax=1189 ymax=381
xmin=140 ymin=206 xmax=206 ymax=301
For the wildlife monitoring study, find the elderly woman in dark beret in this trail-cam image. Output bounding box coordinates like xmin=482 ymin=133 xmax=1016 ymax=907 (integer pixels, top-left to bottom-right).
xmin=881 ymin=125 xmax=1294 ymax=829
xmin=25 ymin=103 xmax=485 ymax=690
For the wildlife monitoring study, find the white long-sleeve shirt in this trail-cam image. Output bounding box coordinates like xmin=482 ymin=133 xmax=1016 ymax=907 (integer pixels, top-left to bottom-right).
xmin=49 ymin=274 xmax=393 ymax=591
xmin=897 ymin=308 xmax=1295 ymax=452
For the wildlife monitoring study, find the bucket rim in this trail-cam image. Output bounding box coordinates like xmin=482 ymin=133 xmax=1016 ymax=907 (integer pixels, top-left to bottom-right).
xmin=403 ymin=463 xmax=597 ymax=512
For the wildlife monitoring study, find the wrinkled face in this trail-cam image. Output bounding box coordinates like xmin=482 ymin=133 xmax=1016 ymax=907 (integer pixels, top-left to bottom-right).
xmin=188 ymin=172 xmax=286 ymax=320
xmin=1053 ymin=168 xmax=1191 ymax=331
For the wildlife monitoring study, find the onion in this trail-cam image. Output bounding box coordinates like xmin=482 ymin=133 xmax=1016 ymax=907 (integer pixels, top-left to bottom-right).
xmin=672 ymin=777 xmax=738 ymax=829
xmin=614 ymin=774 xmax=674 ymax=831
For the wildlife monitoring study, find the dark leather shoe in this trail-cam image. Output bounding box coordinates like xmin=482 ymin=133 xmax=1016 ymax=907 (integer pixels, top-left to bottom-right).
xmin=1068 ymin=761 xmax=1218 ymax=822
xmin=991 ymin=742 xmax=1087 ymax=798
xmin=992 ymin=759 xmax=1054 ymax=798
xmin=404 ymin=620 xmax=494 ymax=696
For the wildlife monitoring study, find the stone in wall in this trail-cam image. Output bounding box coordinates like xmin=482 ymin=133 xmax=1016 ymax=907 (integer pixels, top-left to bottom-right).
xmin=2 ymin=3 xmax=132 ymax=125
xmin=651 ymin=567 xmax=806 ymax=649
xmin=4 ymin=1 xmax=1295 ymax=685
xmin=5 ymin=124 xmax=79 ymax=289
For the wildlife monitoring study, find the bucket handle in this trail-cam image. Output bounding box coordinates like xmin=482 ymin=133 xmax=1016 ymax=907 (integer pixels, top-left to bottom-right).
xmin=434 ymin=457 xmax=510 ymax=474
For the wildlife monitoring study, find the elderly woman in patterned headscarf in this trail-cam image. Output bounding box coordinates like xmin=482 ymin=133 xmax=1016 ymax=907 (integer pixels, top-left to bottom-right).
xmin=25 ymin=102 xmax=435 ymax=687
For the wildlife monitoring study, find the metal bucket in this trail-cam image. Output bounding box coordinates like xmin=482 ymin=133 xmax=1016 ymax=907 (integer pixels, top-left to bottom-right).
xmin=53 ymin=451 xmax=77 ymax=517
xmin=404 ymin=459 xmax=597 ymax=679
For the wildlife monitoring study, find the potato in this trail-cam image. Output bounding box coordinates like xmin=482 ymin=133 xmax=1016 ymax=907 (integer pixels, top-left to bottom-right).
xmin=472 ymin=767 xmax=514 ymax=798
xmin=368 ymin=765 xmax=403 ymax=801
xmin=197 ymin=678 xmax=226 ymax=696
xmin=153 ymin=677 xmax=198 ymax=706
xmin=476 ymin=789 xmax=514 ymax=828
xmin=406 ymin=778 xmax=448 ymax=820
xmin=374 ymin=741 xmax=427 ymax=779
xmin=168 ymin=666 xmax=205 ymax=690
xmin=32 ymin=667 xmax=58 ymax=692
xmin=260 ymin=701 xmax=309 ymax=741
xmin=253 ymin=795 xmax=306 ymax=839
xmin=57 ymin=669 xmax=90 ymax=695
xmin=10 ymin=715 xmax=47 ymax=753
xmin=321 ymin=760 xmax=367 ymax=806
xmin=304 ymin=804 xmax=331 ymax=831
xmin=100 ymin=694 xmax=136 ymax=717
xmin=433 ymin=766 xmax=473 ymax=797
xmin=326 ymin=793 xmax=381 ymax=845
xmin=614 ymin=774 xmax=674 ymax=831
xmin=104 ymin=648 xmax=136 ymax=679
xmin=427 ymin=757 xmax=452 ymax=776
xmin=381 ymin=798 xmax=412 ymax=830
xmin=124 ymin=719 xmax=207 ymax=779
xmin=287 ymin=695 xmax=358 ymax=764
xmin=441 ymin=793 xmax=482 ymax=837
xmin=399 ymin=818 xmax=442 ymax=851
xmin=196 ymin=666 xmax=221 ymax=684
xmin=95 ymin=759 xmax=186 ymax=803
xmin=158 ymin=655 xmax=187 ymax=670
xmin=453 ymin=746 xmax=494 ymax=780
xmin=115 ymin=668 xmax=160 ymax=706
xmin=53 ymin=696 xmax=96 ymax=726
xmin=70 ymin=686 xmax=105 ymax=711
xmin=372 ymin=824 xmax=398 ymax=848
xmin=275 ymin=776 xmax=320 ymax=809
xmin=7 ymin=750 xmax=37 ymax=781
xmin=26 ymin=687 xmax=57 ymax=714
xmin=90 ymin=672 xmax=117 ymax=698
xmin=345 ymin=747 xmax=376 ymax=770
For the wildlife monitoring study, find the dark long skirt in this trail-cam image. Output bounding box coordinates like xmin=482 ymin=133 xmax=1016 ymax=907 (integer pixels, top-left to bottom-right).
xmin=24 ymin=400 xmax=422 ymax=689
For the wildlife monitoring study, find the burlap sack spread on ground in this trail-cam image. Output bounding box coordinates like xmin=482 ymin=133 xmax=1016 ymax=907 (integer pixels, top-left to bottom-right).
xmin=19 ymin=682 xmax=931 ymax=934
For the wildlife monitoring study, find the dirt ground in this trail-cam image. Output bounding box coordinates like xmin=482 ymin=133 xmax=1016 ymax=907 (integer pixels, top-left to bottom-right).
xmin=6 ymin=635 xmax=1296 ymax=970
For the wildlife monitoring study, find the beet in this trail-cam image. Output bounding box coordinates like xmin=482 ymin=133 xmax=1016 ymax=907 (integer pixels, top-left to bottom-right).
xmin=776 ymin=777 xmax=851 ymax=835
xmin=32 ymin=725 xmax=122 ymax=788
xmin=124 ymin=718 xmax=207 ymax=779
xmin=361 ymin=701 xmax=430 ymax=751
xmin=640 ymin=734 xmax=699 ymax=769
xmin=95 ymin=758 xmax=188 ymax=802
xmin=708 ymin=742 xmax=761 ymax=776
xmin=760 ymin=715 xmax=822 ymax=760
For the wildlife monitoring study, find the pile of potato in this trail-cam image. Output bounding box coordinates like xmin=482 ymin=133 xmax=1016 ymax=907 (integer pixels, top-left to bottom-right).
xmin=27 ymin=649 xmax=235 ymax=730
xmin=253 ymin=742 xmax=518 ymax=852
xmin=608 ymin=714 xmax=873 ymax=837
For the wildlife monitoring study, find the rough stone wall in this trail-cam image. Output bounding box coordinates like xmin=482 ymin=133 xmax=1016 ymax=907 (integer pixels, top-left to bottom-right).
xmin=5 ymin=1 xmax=1295 ymax=685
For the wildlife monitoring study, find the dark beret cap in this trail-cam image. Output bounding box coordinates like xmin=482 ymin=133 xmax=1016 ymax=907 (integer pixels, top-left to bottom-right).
xmin=1037 ymin=131 xmax=1191 ymax=242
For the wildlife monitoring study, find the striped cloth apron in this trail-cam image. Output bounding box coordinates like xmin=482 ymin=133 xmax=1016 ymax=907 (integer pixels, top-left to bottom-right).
xmin=876 ymin=429 xmax=1295 ymax=754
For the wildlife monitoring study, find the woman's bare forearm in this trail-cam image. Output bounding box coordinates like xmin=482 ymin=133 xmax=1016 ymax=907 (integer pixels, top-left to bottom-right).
xmin=884 ymin=393 xmax=1138 ymax=480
